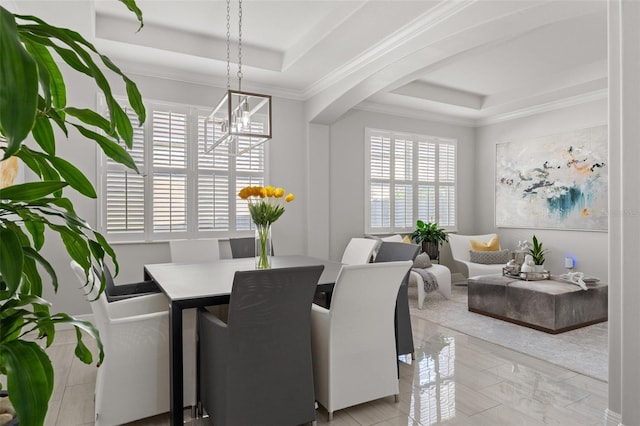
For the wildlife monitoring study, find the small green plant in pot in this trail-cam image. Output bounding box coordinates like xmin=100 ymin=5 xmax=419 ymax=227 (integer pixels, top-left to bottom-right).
xmin=528 ymin=235 xmax=549 ymax=269
xmin=410 ymin=219 xmax=448 ymax=260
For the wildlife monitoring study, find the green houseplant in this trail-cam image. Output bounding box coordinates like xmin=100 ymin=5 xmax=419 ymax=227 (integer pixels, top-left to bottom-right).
xmin=0 ymin=2 xmax=144 ymax=425
xmin=410 ymin=219 xmax=448 ymax=260
xmin=528 ymin=235 xmax=548 ymax=266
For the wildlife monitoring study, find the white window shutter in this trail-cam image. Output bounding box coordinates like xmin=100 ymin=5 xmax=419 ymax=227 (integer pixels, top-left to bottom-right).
xmin=365 ymin=129 xmax=457 ymax=233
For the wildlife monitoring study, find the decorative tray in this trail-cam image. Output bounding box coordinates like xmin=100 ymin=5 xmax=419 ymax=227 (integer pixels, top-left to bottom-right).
xmin=502 ymin=267 xmax=551 ymax=281
xmin=555 ymin=274 xmax=601 ymax=285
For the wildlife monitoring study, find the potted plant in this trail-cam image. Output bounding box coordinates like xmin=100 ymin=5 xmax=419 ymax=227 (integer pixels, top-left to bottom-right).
xmin=528 ymin=235 xmax=549 ymax=271
xmin=410 ymin=219 xmax=448 ymax=260
xmin=0 ymin=2 xmax=144 ymax=425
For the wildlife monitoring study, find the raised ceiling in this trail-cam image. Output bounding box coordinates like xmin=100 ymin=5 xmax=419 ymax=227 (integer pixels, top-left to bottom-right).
xmin=24 ymin=0 xmax=610 ymax=126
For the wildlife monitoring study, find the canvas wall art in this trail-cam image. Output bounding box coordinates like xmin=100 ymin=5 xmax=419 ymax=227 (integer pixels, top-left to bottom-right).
xmin=495 ymin=125 xmax=608 ymax=231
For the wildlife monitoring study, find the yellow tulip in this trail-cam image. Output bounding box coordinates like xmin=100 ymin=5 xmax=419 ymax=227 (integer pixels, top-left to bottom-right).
xmin=260 ymin=187 xmax=267 ymax=198
xmin=238 ymin=187 xmax=249 ymax=199
xmin=285 ymin=193 xmax=295 ymax=202
xmin=274 ymin=187 xmax=285 ymax=198
xmin=265 ymin=185 xmax=276 ymax=197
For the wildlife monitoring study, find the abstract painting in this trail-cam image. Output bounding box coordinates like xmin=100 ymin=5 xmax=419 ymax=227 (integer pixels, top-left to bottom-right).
xmin=495 ymin=125 xmax=607 ymax=231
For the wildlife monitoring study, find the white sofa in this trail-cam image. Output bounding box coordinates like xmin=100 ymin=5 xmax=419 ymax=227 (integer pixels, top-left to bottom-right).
xmin=448 ymin=233 xmax=505 ymax=278
xmin=409 ymin=264 xmax=451 ymax=309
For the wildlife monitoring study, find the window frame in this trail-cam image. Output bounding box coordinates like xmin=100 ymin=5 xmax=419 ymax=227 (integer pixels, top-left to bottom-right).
xmin=364 ymin=127 xmax=457 ymax=235
xmin=97 ymin=96 xmax=269 ymax=242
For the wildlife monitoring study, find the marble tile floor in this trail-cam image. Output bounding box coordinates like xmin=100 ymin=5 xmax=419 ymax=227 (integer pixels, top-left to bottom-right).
xmin=43 ymin=315 xmax=607 ymax=426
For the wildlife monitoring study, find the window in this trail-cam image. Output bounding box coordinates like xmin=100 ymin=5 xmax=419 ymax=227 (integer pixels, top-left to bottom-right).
xmin=99 ymin=98 xmax=266 ymax=241
xmin=365 ymin=128 xmax=456 ymax=234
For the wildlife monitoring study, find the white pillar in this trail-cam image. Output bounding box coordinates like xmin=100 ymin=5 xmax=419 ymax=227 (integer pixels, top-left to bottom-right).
xmin=306 ymin=123 xmax=331 ymax=259
xmin=607 ymin=1 xmax=640 ymax=425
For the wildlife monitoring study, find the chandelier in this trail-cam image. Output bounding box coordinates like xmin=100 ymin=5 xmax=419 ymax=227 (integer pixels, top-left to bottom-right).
xmin=204 ymin=0 xmax=272 ymax=156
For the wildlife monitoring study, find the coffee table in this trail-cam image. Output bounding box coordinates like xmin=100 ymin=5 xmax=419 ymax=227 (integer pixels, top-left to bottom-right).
xmin=467 ymin=274 xmax=608 ymax=334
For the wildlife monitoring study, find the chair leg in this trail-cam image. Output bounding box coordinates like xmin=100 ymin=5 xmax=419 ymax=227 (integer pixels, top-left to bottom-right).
xmin=394 ymin=394 xmax=400 ymax=403
xmin=328 ymin=411 xmax=333 ymax=421
xmin=411 ymin=352 xmax=415 ymax=360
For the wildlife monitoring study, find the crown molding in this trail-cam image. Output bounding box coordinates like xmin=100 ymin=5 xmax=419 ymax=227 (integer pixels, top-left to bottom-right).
xmin=354 ymin=101 xmax=476 ymax=127
xmin=303 ymin=0 xmax=475 ymax=99
xmin=476 ymin=89 xmax=608 ymax=126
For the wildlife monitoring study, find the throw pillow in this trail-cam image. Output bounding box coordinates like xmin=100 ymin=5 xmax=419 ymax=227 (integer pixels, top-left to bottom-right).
xmin=470 ymin=236 xmax=500 ymax=251
xmin=469 ymin=249 xmax=509 ymax=264
xmin=402 ymin=235 xmax=412 ymax=244
xmin=413 ymin=252 xmax=432 ymax=268
xmin=381 ymin=234 xmax=403 ymax=242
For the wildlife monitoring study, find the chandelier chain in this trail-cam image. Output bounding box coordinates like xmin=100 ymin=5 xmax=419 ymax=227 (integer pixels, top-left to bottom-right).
xmin=225 ymin=0 xmax=231 ymax=91
xmin=237 ymin=0 xmax=243 ymax=91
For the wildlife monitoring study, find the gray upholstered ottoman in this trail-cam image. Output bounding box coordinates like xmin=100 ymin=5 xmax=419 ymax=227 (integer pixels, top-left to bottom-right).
xmin=468 ymin=275 xmax=608 ymax=334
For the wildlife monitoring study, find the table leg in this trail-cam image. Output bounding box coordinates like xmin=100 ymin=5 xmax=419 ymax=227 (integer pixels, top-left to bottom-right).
xmin=169 ymin=301 xmax=184 ymax=425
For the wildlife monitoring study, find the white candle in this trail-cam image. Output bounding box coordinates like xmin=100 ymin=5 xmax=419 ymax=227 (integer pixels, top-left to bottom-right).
xmin=565 ymin=257 xmax=574 ymax=268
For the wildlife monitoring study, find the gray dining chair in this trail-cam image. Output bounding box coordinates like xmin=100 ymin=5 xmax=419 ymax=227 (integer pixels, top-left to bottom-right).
xmin=229 ymin=236 xmax=275 ymax=259
xmin=374 ymin=241 xmax=420 ymax=359
xmin=198 ymin=265 xmax=325 ymax=426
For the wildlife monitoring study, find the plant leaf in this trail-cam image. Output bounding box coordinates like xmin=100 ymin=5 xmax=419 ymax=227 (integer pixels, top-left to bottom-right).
xmin=0 ymin=6 xmax=38 ymax=155
xmin=0 ymin=227 xmax=24 ymax=293
xmin=48 ymin=156 xmax=97 ymax=198
xmin=24 ymin=247 xmax=58 ymax=292
xmin=24 ymin=220 xmax=45 ymax=250
xmin=0 ymin=340 xmax=53 ymax=426
xmin=71 ymin=124 xmax=138 ymax=172
xmin=117 ymin=0 xmax=144 ymax=31
xmin=0 ymin=181 xmax=67 ymax=201
xmin=32 ymin=115 xmax=56 ymax=155
xmin=23 ymin=36 xmax=66 ymax=110
xmin=65 ymin=107 xmax=113 ymax=135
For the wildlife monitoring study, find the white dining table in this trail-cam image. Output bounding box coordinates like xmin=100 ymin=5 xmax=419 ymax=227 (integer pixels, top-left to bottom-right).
xmin=143 ymin=255 xmax=342 ymax=425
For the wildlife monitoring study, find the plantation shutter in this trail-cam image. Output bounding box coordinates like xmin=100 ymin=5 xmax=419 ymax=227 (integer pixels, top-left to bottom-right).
xmin=104 ymin=107 xmax=145 ymax=234
xmin=369 ymin=131 xmax=391 ymax=228
xmin=152 ymin=110 xmax=188 ymax=233
xmin=197 ymin=115 xmax=229 ymax=231
xmin=235 ymin=123 xmax=266 ymax=230
xmin=366 ymin=129 xmax=457 ymax=233
xmin=100 ymin=97 xmax=267 ymax=241
xmin=438 ymin=142 xmax=456 ymax=227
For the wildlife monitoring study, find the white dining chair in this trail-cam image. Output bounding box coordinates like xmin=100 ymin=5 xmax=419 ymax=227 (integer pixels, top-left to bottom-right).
xmin=340 ymin=237 xmax=378 ymax=265
xmin=70 ymin=261 xmax=196 ymax=426
xmin=310 ymin=261 xmax=413 ymax=420
xmin=169 ymin=238 xmax=220 ymax=263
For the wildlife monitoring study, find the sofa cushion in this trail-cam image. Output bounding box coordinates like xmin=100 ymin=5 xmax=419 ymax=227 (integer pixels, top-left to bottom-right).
xmin=469 ymin=249 xmax=509 ymax=264
xmin=470 ymin=236 xmax=500 ymax=251
xmin=413 ymin=252 xmax=432 ymax=269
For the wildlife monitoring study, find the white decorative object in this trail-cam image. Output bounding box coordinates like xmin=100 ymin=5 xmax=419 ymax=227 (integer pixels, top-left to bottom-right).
xmin=521 ymin=255 xmax=534 ymax=273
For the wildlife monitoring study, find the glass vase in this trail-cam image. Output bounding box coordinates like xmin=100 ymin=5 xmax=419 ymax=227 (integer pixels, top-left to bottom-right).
xmin=255 ymin=224 xmax=272 ymax=269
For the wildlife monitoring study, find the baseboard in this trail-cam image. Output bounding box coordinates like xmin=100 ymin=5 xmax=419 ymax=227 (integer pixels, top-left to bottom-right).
xmin=604 ymin=408 xmax=622 ymax=426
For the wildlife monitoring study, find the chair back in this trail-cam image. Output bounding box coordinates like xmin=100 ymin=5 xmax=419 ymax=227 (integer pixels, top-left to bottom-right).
xmin=373 ymin=242 xmax=419 ymax=356
xmin=70 ymin=261 xmax=110 ymax=332
xmin=169 ymin=238 xmax=220 ymax=263
xmin=374 ymin=241 xmax=420 ymax=263
xmin=341 ymin=238 xmax=378 ymax=264
xmin=224 ymin=265 xmax=324 ymax=424
xmin=228 ymin=237 xmax=256 ymax=258
xmin=448 ymin=233 xmax=498 ymax=262
xmin=328 ymin=261 xmax=412 ymax=348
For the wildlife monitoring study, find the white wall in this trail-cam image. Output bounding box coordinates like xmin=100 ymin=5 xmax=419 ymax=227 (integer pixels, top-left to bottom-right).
xmin=328 ymin=110 xmax=475 ymax=261
xmin=474 ymin=98 xmax=608 ymax=280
